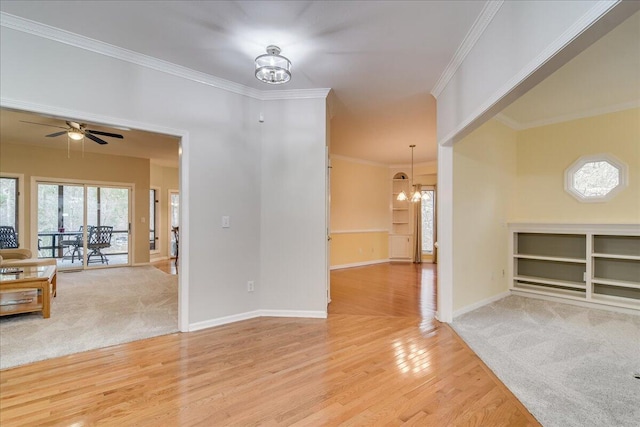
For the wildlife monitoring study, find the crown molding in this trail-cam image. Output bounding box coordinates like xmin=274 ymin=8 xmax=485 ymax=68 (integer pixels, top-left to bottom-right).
xmin=260 ymin=88 xmax=331 ymax=100
xmin=438 ymin=0 xmax=622 ymax=146
xmin=330 ymin=154 xmax=388 ymax=167
xmin=508 ymin=100 xmax=640 ymax=130
xmin=0 ymin=12 xmax=329 ymax=102
xmin=431 ymin=1 xmax=504 ymax=98
xmin=493 ymin=113 xmax=524 ymax=130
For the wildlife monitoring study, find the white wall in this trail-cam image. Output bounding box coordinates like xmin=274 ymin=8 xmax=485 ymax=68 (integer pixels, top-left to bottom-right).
xmin=435 ymin=1 xmax=636 ymax=322
xmin=0 ymin=26 xmax=328 ymax=328
xmin=259 ymin=98 xmax=328 ymax=315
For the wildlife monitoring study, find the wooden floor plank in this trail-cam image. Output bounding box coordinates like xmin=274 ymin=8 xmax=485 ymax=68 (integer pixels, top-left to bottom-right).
xmin=0 ymin=262 xmax=539 ymax=426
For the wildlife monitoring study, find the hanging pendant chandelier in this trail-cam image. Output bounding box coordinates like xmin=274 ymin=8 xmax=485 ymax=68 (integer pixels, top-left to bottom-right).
xmin=397 ymin=144 xmax=423 ymax=203
xmin=255 ymin=45 xmax=292 ymax=85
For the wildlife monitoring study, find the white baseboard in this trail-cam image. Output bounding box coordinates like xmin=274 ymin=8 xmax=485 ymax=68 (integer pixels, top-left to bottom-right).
xmin=330 ymin=259 xmax=389 ymax=270
xmin=453 ymin=291 xmax=510 ymax=318
xmin=188 ymin=309 xmax=327 ymax=332
xmin=150 ymin=256 xmax=169 ymax=262
xmin=188 ymin=310 xmax=262 ymax=332
xmin=511 ymin=290 xmax=640 ymax=316
xmin=132 ymin=262 xmax=150 ymax=267
xmin=259 ymin=309 xmax=327 ymax=319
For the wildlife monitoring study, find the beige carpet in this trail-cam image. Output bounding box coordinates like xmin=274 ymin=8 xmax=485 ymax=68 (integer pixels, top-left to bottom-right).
xmin=0 ymin=266 xmax=178 ymax=370
xmin=452 ymin=296 xmax=640 ymax=427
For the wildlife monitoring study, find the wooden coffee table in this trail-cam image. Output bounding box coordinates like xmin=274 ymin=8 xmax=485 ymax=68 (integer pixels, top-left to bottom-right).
xmin=0 ymin=265 xmax=57 ymax=318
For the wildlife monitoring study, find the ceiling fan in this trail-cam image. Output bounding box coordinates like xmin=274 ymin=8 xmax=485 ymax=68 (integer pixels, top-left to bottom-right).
xmin=20 ymin=120 xmax=124 ymax=145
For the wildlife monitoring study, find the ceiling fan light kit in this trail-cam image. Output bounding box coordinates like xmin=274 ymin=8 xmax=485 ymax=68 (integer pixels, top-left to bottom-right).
xmin=255 ymin=45 xmax=291 ymax=85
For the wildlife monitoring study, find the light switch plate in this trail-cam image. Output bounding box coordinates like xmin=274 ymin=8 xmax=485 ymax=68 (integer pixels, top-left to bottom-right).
xmin=222 ymin=216 xmax=230 ymax=228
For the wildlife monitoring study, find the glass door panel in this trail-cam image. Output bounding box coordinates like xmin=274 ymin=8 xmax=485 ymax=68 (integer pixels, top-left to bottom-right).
xmin=86 ymin=186 xmax=130 ymax=267
xmin=37 ymin=183 xmax=84 ymax=270
xmin=169 ymin=191 xmax=179 ymax=258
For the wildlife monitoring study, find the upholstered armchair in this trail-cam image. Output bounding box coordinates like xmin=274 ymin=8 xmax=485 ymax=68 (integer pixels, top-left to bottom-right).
xmin=0 ymin=248 xmax=57 ymax=268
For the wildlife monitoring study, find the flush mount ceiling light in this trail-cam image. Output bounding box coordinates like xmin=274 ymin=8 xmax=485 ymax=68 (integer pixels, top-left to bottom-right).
xmin=397 ymin=144 xmax=423 ymax=203
xmin=255 ymin=45 xmax=291 ymax=85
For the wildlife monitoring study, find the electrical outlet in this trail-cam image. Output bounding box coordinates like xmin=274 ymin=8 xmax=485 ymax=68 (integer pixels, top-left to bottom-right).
xmin=247 ymin=281 xmax=255 ymax=292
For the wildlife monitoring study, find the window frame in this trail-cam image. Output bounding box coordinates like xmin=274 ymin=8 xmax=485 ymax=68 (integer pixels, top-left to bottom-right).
xmin=564 ymin=153 xmax=628 ymax=203
xmin=0 ymin=174 xmax=24 ymax=247
xmin=150 ymin=187 xmax=160 ymax=254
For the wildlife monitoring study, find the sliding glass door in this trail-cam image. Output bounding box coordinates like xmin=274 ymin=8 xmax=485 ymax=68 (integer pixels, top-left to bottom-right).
xmin=36 ymin=181 xmax=131 ymax=270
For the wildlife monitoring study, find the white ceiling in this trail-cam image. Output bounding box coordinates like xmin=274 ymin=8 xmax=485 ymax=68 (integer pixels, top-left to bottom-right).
xmin=1 ymin=2 xmax=638 ymax=165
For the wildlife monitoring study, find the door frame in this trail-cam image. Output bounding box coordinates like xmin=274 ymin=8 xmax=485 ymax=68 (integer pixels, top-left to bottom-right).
xmin=31 ymin=176 xmax=134 ymax=270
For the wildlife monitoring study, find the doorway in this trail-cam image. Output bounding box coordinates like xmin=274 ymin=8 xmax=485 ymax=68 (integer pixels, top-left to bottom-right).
xmin=36 ymin=180 xmax=132 ymax=270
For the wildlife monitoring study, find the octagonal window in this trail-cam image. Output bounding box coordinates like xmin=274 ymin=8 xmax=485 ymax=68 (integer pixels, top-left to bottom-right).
xmin=565 ymin=154 xmax=628 ymax=202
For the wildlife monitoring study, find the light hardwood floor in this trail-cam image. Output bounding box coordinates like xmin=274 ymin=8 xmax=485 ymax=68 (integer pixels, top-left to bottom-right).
xmin=0 ymin=262 xmax=539 ymax=426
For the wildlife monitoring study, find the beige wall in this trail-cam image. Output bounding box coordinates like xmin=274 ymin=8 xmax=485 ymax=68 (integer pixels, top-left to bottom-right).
xmin=330 ymin=156 xmax=390 ymax=266
xmin=453 ymin=120 xmax=517 ymax=311
xmin=150 ymin=163 xmax=179 ymax=259
xmin=0 ymin=142 xmax=151 ymax=264
xmin=514 ymin=108 xmax=640 ymax=222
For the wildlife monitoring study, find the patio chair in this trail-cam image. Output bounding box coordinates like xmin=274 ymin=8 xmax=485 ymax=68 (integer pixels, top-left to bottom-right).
xmin=61 ymin=226 xmax=84 ymax=263
xmin=0 ymin=226 xmax=19 ymax=249
xmin=172 ymin=226 xmax=179 ymax=266
xmin=87 ymin=226 xmax=113 ymax=264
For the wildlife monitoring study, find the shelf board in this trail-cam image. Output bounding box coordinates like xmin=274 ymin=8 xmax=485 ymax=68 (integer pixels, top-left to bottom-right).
xmin=590 ymin=293 xmax=640 ymax=309
xmin=512 ymin=283 xmax=586 ymax=298
xmin=392 ymin=222 xmax=409 ymax=224
xmin=514 ymin=254 xmax=586 ymax=263
xmin=392 ymin=208 xmax=409 ymax=211
xmin=592 ymin=253 xmax=640 ymax=261
xmin=514 ymin=275 xmax=586 ymax=290
xmin=592 ymin=277 xmax=640 ymax=290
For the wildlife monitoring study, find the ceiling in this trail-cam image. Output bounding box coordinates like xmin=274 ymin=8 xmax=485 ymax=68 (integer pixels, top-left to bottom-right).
xmin=0 ymin=109 xmax=180 ymax=168
xmin=0 ymin=2 xmax=638 ymax=166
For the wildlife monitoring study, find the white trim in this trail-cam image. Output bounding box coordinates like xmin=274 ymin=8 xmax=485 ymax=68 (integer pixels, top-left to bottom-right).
xmin=189 ymin=310 xmax=262 ymax=332
xmin=510 ymin=290 xmax=640 ymax=316
xmin=150 ymin=255 xmax=169 ymax=262
xmin=132 ymin=262 xmax=151 ymax=267
xmin=496 ymin=100 xmax=640 ymax=130
xmin=330 ymin=259 xmax=390 ymax=270
xmin=492 ymin=113 xmax=524 ymax=130
xmin=188 ymin=309 xmax=327 ymax=332
xmin=453 ymin=291 xmax=510 ymax=318
xmin=389 ymin=161 xmax=438 ymax=170
xmin=258 ymin=310 xmax=327 ymax=319
xmin=438 ymin=0 xmax=620 ymax=146
xmin=0 ymin=13 xmax=329 ymax=102
xmin=330 ymin=154 xmax=388 ymax=168
xmin=331 ymin=229 xmax=389 ymax=234
xmin=508 ymin=222 xmax=640 ymax=235
xmin=431 ymin=1 xmax=504 ymax=98
xmin=436 ymin=145 xmax=453 ymax=323
xmin=261 ymin=88 xmax=331 ymax=100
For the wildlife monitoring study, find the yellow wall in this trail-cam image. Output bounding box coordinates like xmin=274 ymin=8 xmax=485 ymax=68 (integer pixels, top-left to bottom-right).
xmin=330 ymin=231 xmax=389 ymax=267
xmin=330 ymin=156 xmax=390 ymax=266
xmin=514 ymin=108 xmax=640 ymax=222
xmin=453 ymin=119 xmax=517 ymax=311
xmin=0 ymin=142 xmax=151 ymax=264
xmin=150 ymin=164 xmax=179 ymax=259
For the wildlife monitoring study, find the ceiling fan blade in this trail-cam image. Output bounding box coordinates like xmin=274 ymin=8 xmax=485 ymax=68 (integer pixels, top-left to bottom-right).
xmin=86 ymin=129 xmax=124 ymax=139
xmin=46 ymin=131 xmax=67 ymax=138
xmin=85 ymin=133 xmax=108 ymax=145
xmin=20 ymin=120 xmax=67 ymax=130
